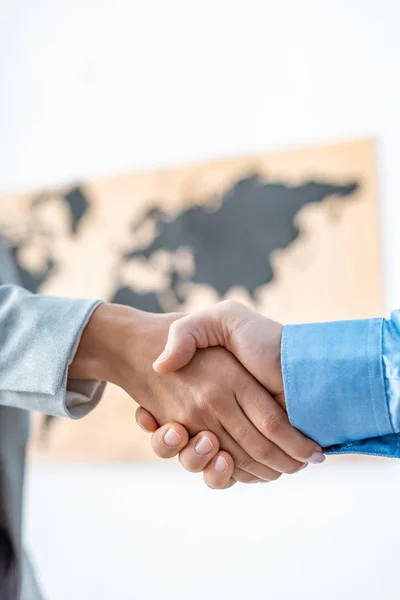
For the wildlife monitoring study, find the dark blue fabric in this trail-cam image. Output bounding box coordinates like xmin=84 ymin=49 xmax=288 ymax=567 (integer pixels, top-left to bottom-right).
xmin=0 ymin=526 xmax=14 ymax=599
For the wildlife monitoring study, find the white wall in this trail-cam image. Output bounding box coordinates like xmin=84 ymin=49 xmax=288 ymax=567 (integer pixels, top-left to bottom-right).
xmin=1 ymin=0 xmax=400 ymax=308
xmin=1 ymin=1 xmax=400 ymax=599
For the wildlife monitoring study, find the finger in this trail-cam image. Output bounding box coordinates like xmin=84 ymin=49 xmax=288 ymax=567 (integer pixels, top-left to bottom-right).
xmin=135 ymin=406 xmax=159 ymax=433
xmin=219 ymin=391 xmax=304 ymax=475
xmin=151 ymin=423 xmax=190 ymax=459
xmin=217 ymin=429 xmax=282 ymax=482
xmin=233 ymin=468 xmax=264 ymax=484
xmin=179 ymin=431 xmax=220 ymax=473
xmin=153 ymin=307 xmax=226 ymax=374
xmin=236 ymin=383 xmax=323 ymax=463
xmin=153 ymin=316 xmax=199 ymax=373
xmin=203 ymin=451 xmax=236 ymax=489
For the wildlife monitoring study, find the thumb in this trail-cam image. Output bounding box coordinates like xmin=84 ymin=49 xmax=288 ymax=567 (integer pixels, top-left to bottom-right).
xmin=152 ymin=315 xmax=200 ymax=374
xmin=153 ymin=308 xmax=226 ymax=374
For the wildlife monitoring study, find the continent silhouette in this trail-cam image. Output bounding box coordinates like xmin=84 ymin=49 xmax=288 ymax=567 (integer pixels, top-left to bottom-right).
xmin=6 ymin=175 xmax=359 ymax=308
xmin=1 ymin=172 xmax=359 ymax=435
xmin=112 ymin=174 xmax=358 ymax=309
xmin=61 ymin=186 xmax=90 ymax=234
xmin=9 ymin=186 xmax=89 ymax=292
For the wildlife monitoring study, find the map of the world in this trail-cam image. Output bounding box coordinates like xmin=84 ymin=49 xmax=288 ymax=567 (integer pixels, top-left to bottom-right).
xmin=0 ymin=139 xmax=383 ymax=460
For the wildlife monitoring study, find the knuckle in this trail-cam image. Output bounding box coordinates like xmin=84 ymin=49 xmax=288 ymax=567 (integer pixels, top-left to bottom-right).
xmin=219 ymin=299 xmax=237 ymax=310
xmin=169 ymin=318 xmax=184 ymax=335
xmin=235 ymin=457 xmax=255 ymax=472
xmin=221 ymin=299 xmax=242 ymax=315
xmin=253 ymin=443 xmax=274 ymax=463
xmin=261 ymin=410 xmax=283 ymax=435
xmin=196 ymin=387 xmax=218 ymax=411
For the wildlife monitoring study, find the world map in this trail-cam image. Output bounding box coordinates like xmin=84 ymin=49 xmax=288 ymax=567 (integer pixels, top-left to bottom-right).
xmin=0 ymin=140 xmax=383 ymax=459
xmin=6 ymin=175 xmax=357 ymax=313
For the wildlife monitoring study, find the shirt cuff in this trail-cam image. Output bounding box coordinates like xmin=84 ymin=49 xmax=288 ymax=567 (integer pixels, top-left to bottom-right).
xmin=0 ymin=287 xmax=106 ymax=418
xmin=63 ymin=301 xmax=106 ymax=419
xmin=65 ymin=380 xmax=106 ymax=419
xmin=382 ymin=310 xmax=400 ymax=432
xmin=281 ymin=318 xmax=394 ymax=448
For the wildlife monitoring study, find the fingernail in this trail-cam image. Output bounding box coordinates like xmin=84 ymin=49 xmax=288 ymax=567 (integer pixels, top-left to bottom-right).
xmin=308 ymin=452 xmax=325 ymax=464
xmin=154 ymin=349 xmax=169 ymax=365
xmin=214 ymin=456 xmax=228 ymax=472
xmin=300 ymin=462 xmax=308 ymax=470
xmin=164 ymin=428 xmax=181 ymax=447
xmin=195 ymin=436 xmax=213 ymax=455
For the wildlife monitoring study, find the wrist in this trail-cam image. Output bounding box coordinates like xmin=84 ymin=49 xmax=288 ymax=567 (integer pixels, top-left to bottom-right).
xmin=69 ymin=303 xmax=182 ymax=389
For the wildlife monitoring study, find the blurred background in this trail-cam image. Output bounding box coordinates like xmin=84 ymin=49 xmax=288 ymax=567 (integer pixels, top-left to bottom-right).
xmin=1 ymin=1 xmax=400 ymax=599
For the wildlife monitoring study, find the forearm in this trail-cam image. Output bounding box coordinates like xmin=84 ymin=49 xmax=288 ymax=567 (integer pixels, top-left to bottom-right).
xmin=69 ymin=303 xmax=181 ymax=391
xmin=0 ymin=284 xmax=180 ymax=419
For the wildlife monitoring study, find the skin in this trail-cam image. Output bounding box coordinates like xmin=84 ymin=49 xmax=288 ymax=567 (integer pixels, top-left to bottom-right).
xmin=139 ymin=300 xmax=325 ymax=485
xmin=136 ymin=408 xmax=236 ymax=488
xmin=69 ymin=302 xmax=322 ymax=484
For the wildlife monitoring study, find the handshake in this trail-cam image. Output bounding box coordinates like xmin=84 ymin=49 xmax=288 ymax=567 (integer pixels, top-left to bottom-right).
xmin=71 ymin=300 xmax=324 ymax=489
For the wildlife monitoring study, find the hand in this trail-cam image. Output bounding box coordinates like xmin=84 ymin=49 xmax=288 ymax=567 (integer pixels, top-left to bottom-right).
xmin=153 ymin=300 xmax=325 ymax=464
xmin=153 ymin=300 xmax=284 ymax=404
xmin=135 ymin=407 xmax=236 ymax=489
xmin=70 ymin=303 xmax=323 ymax=482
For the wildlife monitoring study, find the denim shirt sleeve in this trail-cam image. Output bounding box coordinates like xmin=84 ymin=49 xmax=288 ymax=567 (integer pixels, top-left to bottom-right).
xmin=282 ymin=311 xmax=400 ymax=458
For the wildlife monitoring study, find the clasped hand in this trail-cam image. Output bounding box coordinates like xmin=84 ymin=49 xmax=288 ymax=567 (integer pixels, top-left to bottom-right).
xmin=135 ymin=301 xmax=324 ymax=489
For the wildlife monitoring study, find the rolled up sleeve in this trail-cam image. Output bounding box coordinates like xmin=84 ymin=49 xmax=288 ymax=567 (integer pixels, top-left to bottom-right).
xmin=281 ymin=317 xmax=394 ymax=448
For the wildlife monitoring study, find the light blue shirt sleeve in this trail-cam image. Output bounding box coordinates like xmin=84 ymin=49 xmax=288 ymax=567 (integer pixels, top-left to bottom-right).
xmin=281 ymin=311 xmax=400 ymax=458
xmin=382 ymin=311 xmax=400 ymax=429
